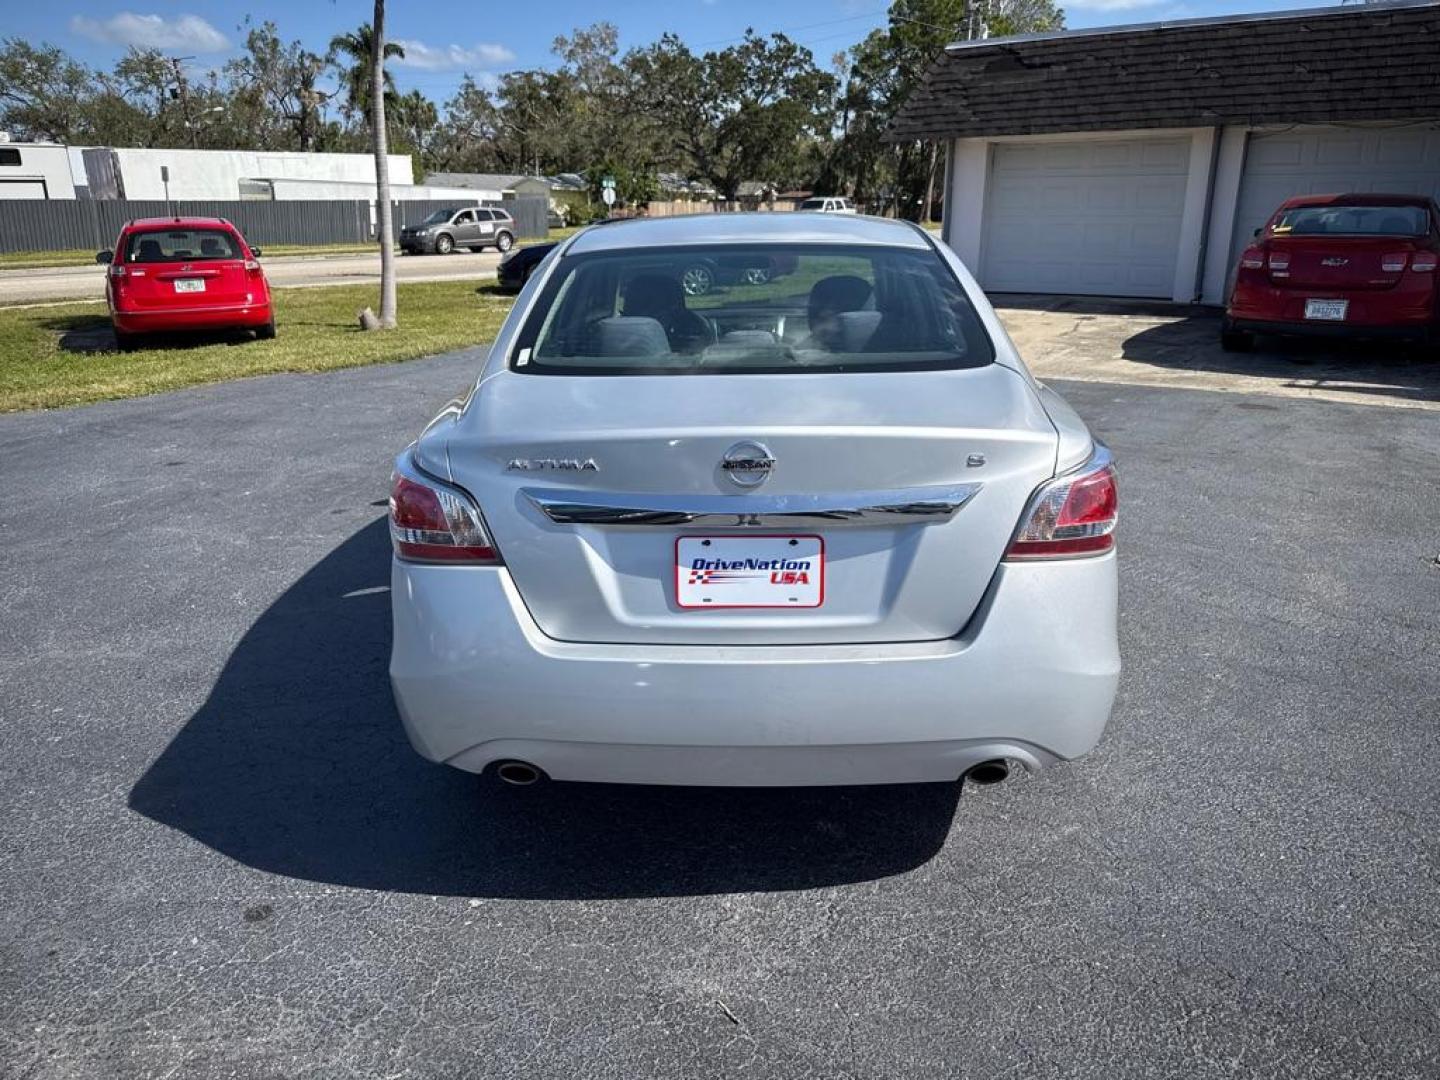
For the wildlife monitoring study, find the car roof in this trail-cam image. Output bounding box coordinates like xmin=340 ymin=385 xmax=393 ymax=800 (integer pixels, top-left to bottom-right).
xmin=1279 ymin=193 xmax=1434 ymax=210
xmin=126 ymin=217 xmax=235 ymax=230
xmin=566 ymin=211 xmax=932 ymax=254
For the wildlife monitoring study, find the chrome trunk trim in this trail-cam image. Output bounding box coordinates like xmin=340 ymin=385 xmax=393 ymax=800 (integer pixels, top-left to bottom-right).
xmin=522 ymin=484 xmax=983 ymax=527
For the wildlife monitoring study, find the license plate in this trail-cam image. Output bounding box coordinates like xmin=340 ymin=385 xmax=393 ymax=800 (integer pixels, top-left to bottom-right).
xmin=1304 ymin=298 xmax=1347 ymax=321
xmin=174 ymin=278 xmax=206 ymax=294
xmin=676 ymin=535 xmax=824 ymax=609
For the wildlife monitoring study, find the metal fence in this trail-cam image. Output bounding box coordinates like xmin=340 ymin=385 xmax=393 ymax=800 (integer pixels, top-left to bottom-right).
xmin=0 ymin=194 xmax=552 ymax=254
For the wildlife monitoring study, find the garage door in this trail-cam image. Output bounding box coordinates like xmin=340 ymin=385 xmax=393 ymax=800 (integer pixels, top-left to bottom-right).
xmin=981 ymin=138 xmax=1190 ymax=299
xmin=1230 ymin=126 xmax=1440 ymax=271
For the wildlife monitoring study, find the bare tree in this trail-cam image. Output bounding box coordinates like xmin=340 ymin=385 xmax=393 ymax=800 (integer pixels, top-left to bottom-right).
xmin=360 ymin=0 xmax=397 ymax=330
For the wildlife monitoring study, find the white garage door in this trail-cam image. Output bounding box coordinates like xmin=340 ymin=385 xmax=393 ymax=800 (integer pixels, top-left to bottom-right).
xmin=1230 ymin=125 xmax=1440 ymax=270
xmin=981 ymin=138 xmax=1191 ymax=299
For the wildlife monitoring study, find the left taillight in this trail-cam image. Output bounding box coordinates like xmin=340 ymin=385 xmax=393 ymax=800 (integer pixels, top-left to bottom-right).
xmin=389 ymin=457 xmax=500 ymax=564
xmin=108 ymin=264 xmax=126 ymax=279
xmin=1005 ymin=445 xmax=1118 ymax=561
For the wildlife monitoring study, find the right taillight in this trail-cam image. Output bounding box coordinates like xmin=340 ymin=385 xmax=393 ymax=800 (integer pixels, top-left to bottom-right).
xmin=389 ymin=457 xmax=500 ymax=564
xmin=1005 ymin=447 xmax=1118 ymax=561
xmin=1410 ymin=251 xmax=1437 ymax=272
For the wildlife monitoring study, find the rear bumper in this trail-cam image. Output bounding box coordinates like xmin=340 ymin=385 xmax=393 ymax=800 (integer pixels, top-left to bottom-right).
xmin=1228 ymin=316 xmax=1434 ymax=341
xmin=113 ymin=302 xmax=272 ymax=333
xmin=390 ymin=552 xmax=1120 ymax=786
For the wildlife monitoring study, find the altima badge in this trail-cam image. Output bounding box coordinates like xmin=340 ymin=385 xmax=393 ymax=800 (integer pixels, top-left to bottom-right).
xmin=506 ymin=458 xmax=599 ymax=472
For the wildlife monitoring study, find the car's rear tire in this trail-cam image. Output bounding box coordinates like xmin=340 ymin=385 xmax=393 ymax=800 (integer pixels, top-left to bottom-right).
xmin=1220 ymin=321 xmax=1255 ymax=353
xmin=495 ymin=231 xmax=514 ymax=254
xmin=434 ymin=233 xmax=454 ymax=255
xmin=256 ymin=317 xmax=277 ymax=341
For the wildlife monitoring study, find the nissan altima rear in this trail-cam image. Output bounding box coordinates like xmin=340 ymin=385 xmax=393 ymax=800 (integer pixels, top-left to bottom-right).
xmin=389 ymin=213 xmax=1119 ymax=787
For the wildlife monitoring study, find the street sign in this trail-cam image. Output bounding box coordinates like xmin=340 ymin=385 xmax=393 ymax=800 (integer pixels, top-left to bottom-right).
xmin=601 ymin=187 xmax=616 ymax=207
xmin=602 ymin=176 xmax=615 ymax=189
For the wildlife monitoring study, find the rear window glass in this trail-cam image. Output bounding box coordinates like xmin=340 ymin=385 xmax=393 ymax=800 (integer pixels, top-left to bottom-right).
xmin=1271 ymin=205 xmax=1428 ymax=237
xmin=799 ymin=199 xmax=826 ymax=210
xmin=510 ymin=243 xmax=993 ymax=375
xmin=126 ymin=229 xmax=239 ymax=263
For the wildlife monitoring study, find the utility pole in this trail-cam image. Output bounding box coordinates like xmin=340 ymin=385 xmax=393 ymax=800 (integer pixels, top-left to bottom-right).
xmin=168 ymin=56 xmax=198 ymax=149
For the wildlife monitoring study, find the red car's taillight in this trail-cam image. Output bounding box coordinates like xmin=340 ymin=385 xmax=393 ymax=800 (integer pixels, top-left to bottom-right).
xmin=244 ymin=258 xmax=263 ymax=273
xmin=1239 ymin=246 xmax=1265 ymax=270
xmin=108 ymin=264 xmax=126 ymax=279
xmin=1267 ymin=251 xmax=1290 ymax=276
xmin=1005 ymin=446 xmax=1118 ymax=561
xmin=1381 ymin=252 xmax=1410 ymax=273
xmin=389 ymin=460 xmax=500 ymax=564
xmin=1410 ymin=251 xmax=1437 ymax=272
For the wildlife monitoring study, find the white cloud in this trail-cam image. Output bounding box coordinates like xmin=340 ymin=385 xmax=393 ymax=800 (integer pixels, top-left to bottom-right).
xmin=1065 ymin=0 xmax=1166 ymax=10
xmin=70 ymin=12 xmax=229 ymax=53
xmin=392 ymin=40 xmax=516 ymax=71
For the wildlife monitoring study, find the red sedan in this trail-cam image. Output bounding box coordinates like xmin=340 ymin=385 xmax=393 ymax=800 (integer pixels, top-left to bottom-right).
xmin=98 ymin=217 xmax=276 ymax=350
xmin=1223 ymin=193 xmax=1440 ymax=352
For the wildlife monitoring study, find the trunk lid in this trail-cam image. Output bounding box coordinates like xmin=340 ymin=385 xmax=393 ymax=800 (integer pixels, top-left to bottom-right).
xmin=446 ymin=365 xmax=1060 ymax=645
xmin=1267 ymin=236 xmax=1416 ymax=291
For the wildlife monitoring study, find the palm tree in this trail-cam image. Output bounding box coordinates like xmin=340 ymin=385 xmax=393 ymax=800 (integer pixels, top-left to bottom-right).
xmin=328 ymin=22 xmax=404 ymax=126
xmin=357 ymin=3 xmax=397 ymax=330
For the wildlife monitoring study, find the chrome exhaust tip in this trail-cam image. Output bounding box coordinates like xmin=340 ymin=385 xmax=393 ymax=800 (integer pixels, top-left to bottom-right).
xmin=495 ymin=761 xmax=544 ymax=786
xmin=964 ymin=759 xmax=1010 ymax=786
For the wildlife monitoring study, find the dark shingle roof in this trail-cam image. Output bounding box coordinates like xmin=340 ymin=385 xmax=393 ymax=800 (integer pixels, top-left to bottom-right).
xmin=886 ymin=0 xmax=1440 ymax=141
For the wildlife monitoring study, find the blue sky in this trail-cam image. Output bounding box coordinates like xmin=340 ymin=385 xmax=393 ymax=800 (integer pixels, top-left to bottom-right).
xmin=12 ymin=0 xmax=1332 ymax=104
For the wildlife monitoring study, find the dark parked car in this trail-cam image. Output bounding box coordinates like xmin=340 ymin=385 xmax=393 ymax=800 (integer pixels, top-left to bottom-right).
xmin=400 ymin=207 xmax=515 ymax=255
xmin=497 ymin=242 xmax=555 ymax=292
xmin=1224 ymin=193 xmax=1440 ymax=351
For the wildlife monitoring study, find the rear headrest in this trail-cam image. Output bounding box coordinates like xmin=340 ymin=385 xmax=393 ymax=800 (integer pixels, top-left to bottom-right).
xmin=136 ymin=239 xmax=162 ymax=261
xmin=200 ymin=238 xmax=225 ymax=256
xmin=834 ymin=310 xmax=882 ymax=351
xmin=594 ymin=316 xmax=670 ymax=358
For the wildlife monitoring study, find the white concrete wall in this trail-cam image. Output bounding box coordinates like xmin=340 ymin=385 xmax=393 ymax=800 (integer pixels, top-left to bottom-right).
xmin=107 ymin=148 xmax=415 ymax=199
xmin=942 ymin=138 xmax=990 ymax=273
xmin=1199 ymin=126 xmax=1250 ymax=305
xmin=267 ymin=178 xmax=501 ymax=202
xmin=0 ymin=144 xmax=77 ymax=199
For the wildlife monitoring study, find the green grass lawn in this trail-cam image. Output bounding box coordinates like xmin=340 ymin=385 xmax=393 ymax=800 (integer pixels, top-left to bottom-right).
xmin=0 ymin=279 xmax=516 ymax=413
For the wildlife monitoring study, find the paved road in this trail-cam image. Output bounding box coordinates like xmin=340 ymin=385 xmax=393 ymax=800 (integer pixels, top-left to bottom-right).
xmin=1 ymin=358 xmax=1436 ymax=1079
xmin=0 ymin=249 xmax=506 ymax=304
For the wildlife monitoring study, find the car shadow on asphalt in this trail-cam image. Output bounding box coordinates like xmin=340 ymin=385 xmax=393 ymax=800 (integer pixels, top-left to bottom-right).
xmin=1121 ymin=316 xmax=1440 ymax=407
xmin=128 ymin=518 xmax=961 ymax=900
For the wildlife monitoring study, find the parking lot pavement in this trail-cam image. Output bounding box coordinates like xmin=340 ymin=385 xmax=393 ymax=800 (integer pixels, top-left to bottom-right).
xmin=0 ymin=249 xmax=506 ymax=304
xmin=1 ymin=354 xmax=1437 ymax=1079
xmin=997 ymin=294 xmax=1440 ymax=412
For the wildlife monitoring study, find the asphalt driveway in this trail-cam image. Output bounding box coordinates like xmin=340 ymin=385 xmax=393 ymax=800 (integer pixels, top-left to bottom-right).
xmin=1 ymin=352 xmax=1436 ymax=1078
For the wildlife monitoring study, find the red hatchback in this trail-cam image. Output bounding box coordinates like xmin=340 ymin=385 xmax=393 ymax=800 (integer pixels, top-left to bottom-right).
xmin=99 ymin=217 xmax=275 ymax=350
xmin=1223 ymin=194 xmax=1440 ymax=352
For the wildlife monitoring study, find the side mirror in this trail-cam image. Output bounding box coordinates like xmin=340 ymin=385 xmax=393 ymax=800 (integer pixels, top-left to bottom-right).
xmin=249 ymin=246 xmax=262 ymax=258
xmin=1253 ymin=227 xmax=1262 ymax=238
xmin=96 ymin=250 xmax=113 ymax=264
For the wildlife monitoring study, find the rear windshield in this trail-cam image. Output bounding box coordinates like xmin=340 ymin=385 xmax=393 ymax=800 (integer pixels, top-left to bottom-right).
xmin=510 ymin=243 xmax=994 ymax=375
xmin=799 ymin=199 xmax=826 ymax=210
xmin=1271 ymin=205 xmax=1429 ymax=237
xmin=125 ymin=229 xmax=240 ymax=263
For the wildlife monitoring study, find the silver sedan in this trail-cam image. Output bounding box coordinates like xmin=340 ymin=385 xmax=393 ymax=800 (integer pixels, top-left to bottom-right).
xmin=389 ymin=212 xmax=1119 ymax=787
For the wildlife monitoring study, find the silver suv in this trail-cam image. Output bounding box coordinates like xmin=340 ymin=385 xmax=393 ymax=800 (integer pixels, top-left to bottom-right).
xmin=400 ymin=207 xmax=515 ymax=255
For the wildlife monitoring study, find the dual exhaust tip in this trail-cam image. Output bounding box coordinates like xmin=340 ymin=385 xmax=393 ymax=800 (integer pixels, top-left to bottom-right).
xmin=495 ymin=758 xmax=1012 ymax=788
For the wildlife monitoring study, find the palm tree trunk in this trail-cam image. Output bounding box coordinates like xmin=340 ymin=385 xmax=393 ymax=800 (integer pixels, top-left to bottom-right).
xmin=370 ymin=0 xmax=397 ymax=329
